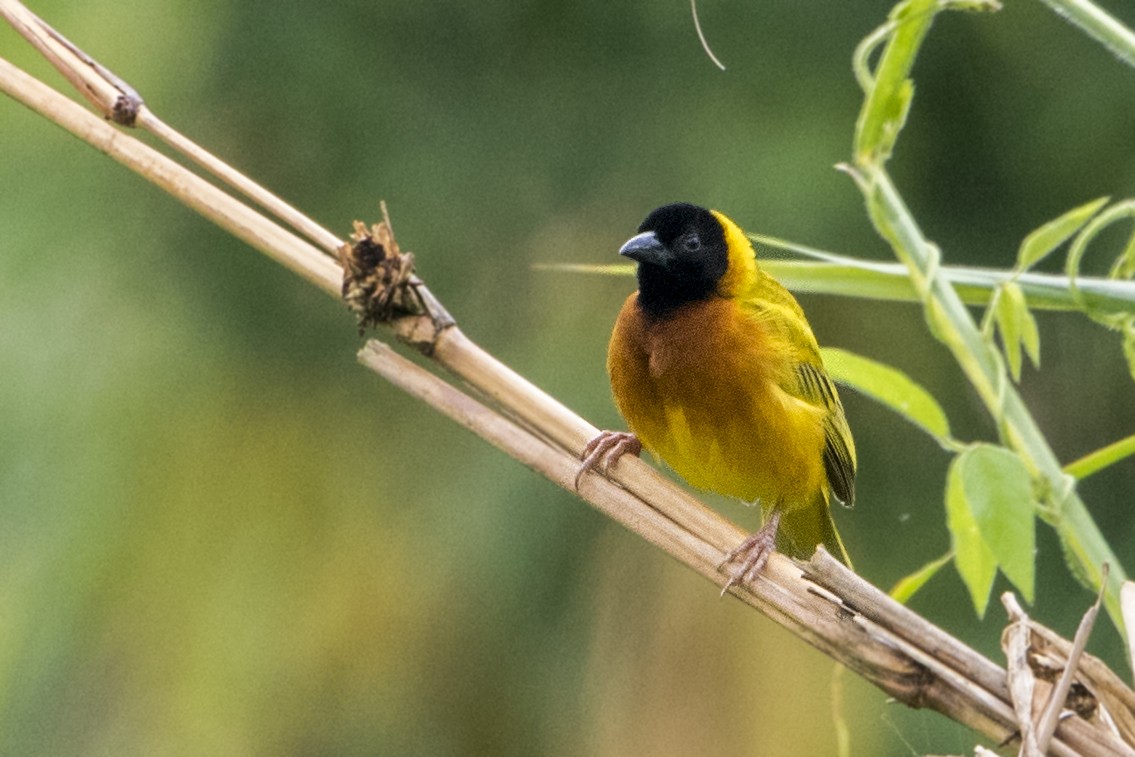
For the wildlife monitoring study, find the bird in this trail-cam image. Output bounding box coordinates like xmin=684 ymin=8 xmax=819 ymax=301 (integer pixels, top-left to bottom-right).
xmin=577 ymin=203 xmax=856 ymax=590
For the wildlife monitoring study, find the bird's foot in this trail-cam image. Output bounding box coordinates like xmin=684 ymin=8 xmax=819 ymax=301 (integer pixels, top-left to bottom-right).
xmin=718 ymin=509 xmax=782 ymax=596
xmin=574 ymin=431 xmax=642 ymax=489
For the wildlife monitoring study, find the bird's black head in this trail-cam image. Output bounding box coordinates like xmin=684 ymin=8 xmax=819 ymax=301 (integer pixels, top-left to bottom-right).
xmin=621 ymin=203 xmax=729 ymax=318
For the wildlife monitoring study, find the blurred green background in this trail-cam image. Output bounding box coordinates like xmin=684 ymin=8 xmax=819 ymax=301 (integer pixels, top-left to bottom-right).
xmin=3 ymin=1 xmax=1134 ymax=754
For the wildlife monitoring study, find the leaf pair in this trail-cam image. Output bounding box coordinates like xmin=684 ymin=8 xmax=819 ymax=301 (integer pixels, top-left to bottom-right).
xmin=988 ymin=197 xmax=1109 ymax=382
xmin=946 ymin=444 xmax=1035 ymax=616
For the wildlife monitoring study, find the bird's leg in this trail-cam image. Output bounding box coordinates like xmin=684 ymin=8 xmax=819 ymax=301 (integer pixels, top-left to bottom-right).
xmin=574 ymin=431 xmax=642 ymax=489
xmin=718 ymin=508 xmax=782 ymax=595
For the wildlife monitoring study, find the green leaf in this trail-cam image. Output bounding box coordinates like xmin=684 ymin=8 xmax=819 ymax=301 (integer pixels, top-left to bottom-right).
xmin=1065 ymin=433 xmax=1135 ymax=480
xmin=530 ymin=262 xmax=634 ymax=276
xmin=960 ymin=444 xmax=1036 ymax=603
xmin=946 ymin=453 xmax=997 ymax=617
xmin=853 ymin=0 xmax=939 ymax=165
xmin=1016 ymin=290 xmax=1041 ymax=369
xmin=993 ymin=282 xmax=1040 ymax=380
xmin=821 ymin=347 xmax=952 ymax=444
xmin=1016 ymin=196 xmax=1109 ymax=272
xmin=889 ymin=551 xmax=953 ymax=604
xmin=994 ymin=284 xmax=1023 ymax=381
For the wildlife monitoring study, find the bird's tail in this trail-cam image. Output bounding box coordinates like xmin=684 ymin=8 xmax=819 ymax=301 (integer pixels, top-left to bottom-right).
xmin=775 ymin=502 xmax=852 ymax=569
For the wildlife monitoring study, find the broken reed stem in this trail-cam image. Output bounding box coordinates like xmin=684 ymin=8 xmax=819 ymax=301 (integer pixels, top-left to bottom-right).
xmin=2 ymin=30 xmax=1132 ymax=756
xmin=1036 ymin=576 xmax=1105 ymax=754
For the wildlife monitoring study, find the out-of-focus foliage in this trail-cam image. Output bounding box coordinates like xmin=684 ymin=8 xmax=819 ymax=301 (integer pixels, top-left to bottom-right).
xmin=1 ymin=1 xmax=1133 ymax=754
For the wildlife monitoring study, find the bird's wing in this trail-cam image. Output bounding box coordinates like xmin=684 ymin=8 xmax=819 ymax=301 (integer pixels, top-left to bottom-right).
xmin=740 ymin=301 xmax=853 ymax=508
xmin=795 ymin=361 xmax=857 ymax=508
xmin=741 ymin=291 xmax=858 ymax=507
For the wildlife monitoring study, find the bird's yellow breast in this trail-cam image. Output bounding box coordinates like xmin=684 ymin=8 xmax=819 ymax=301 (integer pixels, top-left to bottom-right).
xmin=608 ymin=293 xmax=827 ymax=510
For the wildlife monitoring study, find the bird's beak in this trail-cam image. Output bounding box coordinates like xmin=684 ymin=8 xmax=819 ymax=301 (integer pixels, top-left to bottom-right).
xmin=619 ymin=231 xmax=670 ymax=267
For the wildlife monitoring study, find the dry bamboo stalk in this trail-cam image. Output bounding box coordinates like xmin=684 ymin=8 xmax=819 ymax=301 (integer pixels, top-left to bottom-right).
xmin=2 ymin=13 xmax=1133 ymax=753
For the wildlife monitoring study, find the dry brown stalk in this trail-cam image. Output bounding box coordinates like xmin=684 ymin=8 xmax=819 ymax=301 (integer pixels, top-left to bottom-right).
xmin=2 ymin=5 xmax=1133 ymax=754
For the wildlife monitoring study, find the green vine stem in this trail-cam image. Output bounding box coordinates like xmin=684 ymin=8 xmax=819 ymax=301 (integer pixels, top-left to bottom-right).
xmin=850 ymin=0 xmax=1129 ymax=636
xmin=1039 ymin=0 xmax=1135 ymax=69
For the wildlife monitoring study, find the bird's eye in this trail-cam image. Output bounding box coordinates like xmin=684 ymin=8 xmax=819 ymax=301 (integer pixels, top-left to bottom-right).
xmin=681 ymin=233 xmax=701 ymax=253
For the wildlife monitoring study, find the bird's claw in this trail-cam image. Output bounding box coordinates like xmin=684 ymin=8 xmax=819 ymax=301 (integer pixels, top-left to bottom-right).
xmin=718 ymin=509 xmax=782 ymax=596
xmin=574 ymin=431 xmax=642 ymax=490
